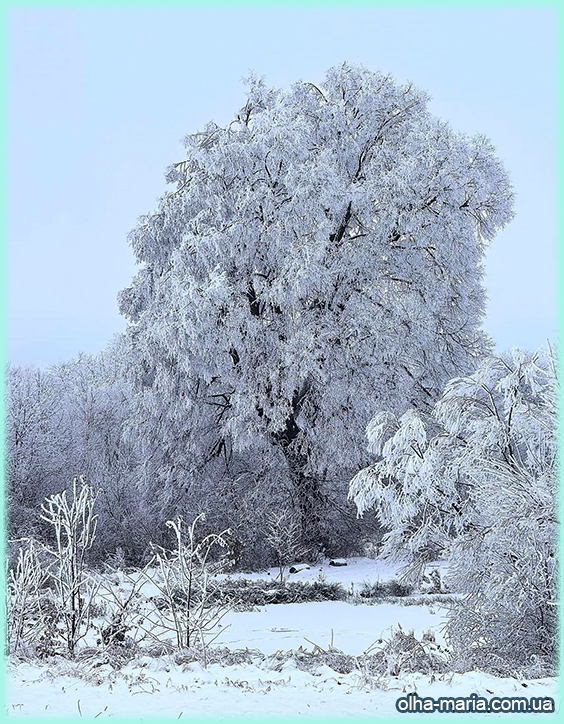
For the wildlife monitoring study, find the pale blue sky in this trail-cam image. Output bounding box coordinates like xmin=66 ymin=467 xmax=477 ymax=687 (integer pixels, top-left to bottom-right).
xmin=7 ymin=5 xmax=558 ymax=367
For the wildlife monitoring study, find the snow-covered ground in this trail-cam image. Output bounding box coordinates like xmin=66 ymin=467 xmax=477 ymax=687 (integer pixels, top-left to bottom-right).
xmin=219 ymin=555 xmax=407 ymax=586
xmin=7 ymin=658 xmax=558 ymax=720
xmin=218 ymin=600 xmax=445 ymax=655
xmin=5 ymin=558 xmax=559 ymax=719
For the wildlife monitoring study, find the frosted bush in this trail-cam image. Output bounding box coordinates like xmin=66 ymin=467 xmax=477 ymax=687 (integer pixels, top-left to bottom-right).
xmin=40 ymin=476 xmax=101 ymax=656
xmin=6 ymin=538 xmax=51 ymax=656
xmin=134 ymin=514 xmax=233 ymax=660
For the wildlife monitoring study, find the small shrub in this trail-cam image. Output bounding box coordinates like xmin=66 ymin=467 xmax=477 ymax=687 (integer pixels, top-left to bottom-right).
xmin=387 ymin=580 xmax=413 ymax=598
xmin=208 ymin=578 xmax=346 ymax=608
xmin=6 ymin=538 xmax=52 ymax=655
xmin=88 ymin=599 xmax=108 ymax=619
xmin=358 ymin=581 xmax=387 ymax=599
xmin=136 ymin=514 xmax=233 ymax=654
xmin=104 ymin=546 xmax=128 ymax=572
xmin=357 ymin=579 xmax=413 ymax=601
xmin=265 ymin=509 xmax=307 ymax=583
xmin=306 ymin=580 xmax=345 ymax=602
xmin=96 ymin=567 xmax=149 ymax=651
xmin=364 ymin=626 xmax=448 ymax=678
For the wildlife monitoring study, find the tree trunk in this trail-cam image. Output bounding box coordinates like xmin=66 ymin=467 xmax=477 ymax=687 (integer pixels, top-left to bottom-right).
xmin=280 ymin=443 xmax=327 ymax=555
xmin=274 ymin=381 xmax=328 ymax=554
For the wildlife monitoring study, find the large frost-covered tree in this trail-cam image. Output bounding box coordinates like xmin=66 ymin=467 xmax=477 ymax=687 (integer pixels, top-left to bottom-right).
xmin=119 ymin=63 xmax=514 ymax=550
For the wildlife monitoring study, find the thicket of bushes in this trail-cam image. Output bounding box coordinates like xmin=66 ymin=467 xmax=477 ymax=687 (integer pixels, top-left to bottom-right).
xmin=6 ymin=476 xmax=446 ymax=667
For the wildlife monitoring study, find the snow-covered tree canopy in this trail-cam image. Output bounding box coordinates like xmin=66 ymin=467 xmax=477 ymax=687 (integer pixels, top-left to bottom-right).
xmin=119 ymin=63 xmax=514 ymax=546
xmin=349 ymin=346 xmax=557 ymax=572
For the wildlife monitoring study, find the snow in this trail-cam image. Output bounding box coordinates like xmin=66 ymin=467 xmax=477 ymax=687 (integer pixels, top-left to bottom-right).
xmin=218 ymin=601 xmax=445 ymax=655
xmin=6 ymin=659 xmax=558 ymax=720
xmin=5 ymin=558 xmax=557 ymax=719
xmin=220 ymin=556 xmax=408 ymax=586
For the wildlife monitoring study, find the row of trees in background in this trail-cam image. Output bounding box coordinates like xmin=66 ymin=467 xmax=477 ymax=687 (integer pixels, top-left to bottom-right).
xmin=7 ymin=345 xmax=144 ymax=563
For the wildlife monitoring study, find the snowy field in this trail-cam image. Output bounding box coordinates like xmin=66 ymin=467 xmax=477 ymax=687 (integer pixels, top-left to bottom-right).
xmin=6 ymin=558 xmax=559 ymax=719
xmin=217 ymin=600 xmax=442 ymax=655
xmin=7 ymin=659 xmax=558 ymax=720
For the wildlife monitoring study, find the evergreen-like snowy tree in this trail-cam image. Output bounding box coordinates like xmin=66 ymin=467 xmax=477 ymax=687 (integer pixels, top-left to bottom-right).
xmin=119 ymin=63 xmax=514 ymax=550
xmin=349 ymin=347 xmax=558 ymax=673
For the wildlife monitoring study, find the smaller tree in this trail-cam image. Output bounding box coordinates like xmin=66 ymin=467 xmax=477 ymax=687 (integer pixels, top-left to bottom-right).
xmin=137 ymin=514 xmax=233 ymax=658
xmin=40 ymin=476 xmax=100 ymax=656
xmin=265 ymin=509 xmax=307 ymax=583
xmin=349 ymin=348 xmax=558 ymax=674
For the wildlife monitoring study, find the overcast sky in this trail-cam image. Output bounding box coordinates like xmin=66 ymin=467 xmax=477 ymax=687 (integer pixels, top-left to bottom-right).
xmin=7 ymin=6 xmax=558 ymax=368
